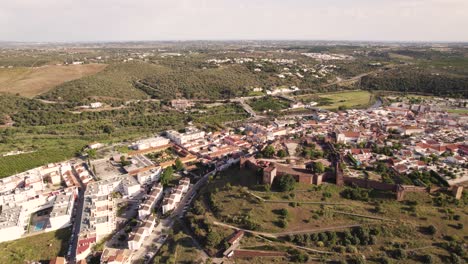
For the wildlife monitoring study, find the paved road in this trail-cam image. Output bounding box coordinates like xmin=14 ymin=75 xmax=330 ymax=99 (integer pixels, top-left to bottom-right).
xmin=230 ymin=97 xmax=259 ymax=117
xmin=368 ymin=97 xmax=383 ymax=109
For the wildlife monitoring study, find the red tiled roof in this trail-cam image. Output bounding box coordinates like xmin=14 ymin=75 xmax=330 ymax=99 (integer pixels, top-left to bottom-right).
xmin=228 ymin=230 xmax=245 ymax=244
xmin=343 ymin=132 xmax=360 ymax=138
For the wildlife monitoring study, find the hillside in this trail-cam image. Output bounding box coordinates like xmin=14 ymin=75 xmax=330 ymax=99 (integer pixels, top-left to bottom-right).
xmin=139 ymin=64 xmax=275 ymax=99
xmin=39 ymin=62 xmax=162 ymax=102
xmin=41 ymin=59 xmax=324 ymax=102
xmin=0 ymin=64 xmax=107 ymax=98
xmin=361 ymin=68 xmax=468 ymax=98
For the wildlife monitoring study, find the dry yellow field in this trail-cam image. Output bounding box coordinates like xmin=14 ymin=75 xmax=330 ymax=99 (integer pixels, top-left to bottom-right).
xmin=0 ymin=63 xmax=107 ymax=97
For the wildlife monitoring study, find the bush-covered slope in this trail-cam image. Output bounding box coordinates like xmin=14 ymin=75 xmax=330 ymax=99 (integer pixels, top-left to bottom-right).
xmin=361 ymin=69 xmax=468 ymax=98
xmin=39 ymin=62 xmax=163 ymax=102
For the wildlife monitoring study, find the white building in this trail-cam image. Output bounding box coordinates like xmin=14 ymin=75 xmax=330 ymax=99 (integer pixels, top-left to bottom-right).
xmin=166 ymin=127 xmax=205 ymax=145
xmin=133 ymin=137 xmax=170 ymax=150
xmin=138 ymin=183 xmax=163 ymax=219
xmin=128 ymin=215 xmax=157 ymax=250
xmin=76 ymin=175 xmax=141 ymax=261
xmin=90 ymin=102 xmax=103 ymax=109
xmin=136 ymin=167 xmax=162 ymax=185
xmin=0 ymin=206 xmax=25 ymax=243
xmin=162 ymin=178 xmax=190 ymax=214
xmin=48 ymin=193 xmax=75 ymax=230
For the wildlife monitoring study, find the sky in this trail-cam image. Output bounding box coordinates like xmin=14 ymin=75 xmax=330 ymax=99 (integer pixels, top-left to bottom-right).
xmin=1 ymin=0 xmax=468 ymax=42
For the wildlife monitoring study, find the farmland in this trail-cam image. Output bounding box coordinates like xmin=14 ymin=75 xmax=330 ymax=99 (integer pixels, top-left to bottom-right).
xmin=0 ymin=64 xmax=107 ymax=98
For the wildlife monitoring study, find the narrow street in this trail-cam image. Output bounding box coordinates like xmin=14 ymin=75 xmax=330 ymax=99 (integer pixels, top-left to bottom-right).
xmin=69 ymin=161 xmax=87 ymax=263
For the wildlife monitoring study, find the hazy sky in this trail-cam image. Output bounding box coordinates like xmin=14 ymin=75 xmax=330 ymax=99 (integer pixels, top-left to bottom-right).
xmin=1 ymin=0 xmax=468 ymax=42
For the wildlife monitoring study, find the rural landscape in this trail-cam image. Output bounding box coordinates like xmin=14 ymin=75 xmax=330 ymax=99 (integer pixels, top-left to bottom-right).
xmin=0 ymin=40 xmax=466 ymax=264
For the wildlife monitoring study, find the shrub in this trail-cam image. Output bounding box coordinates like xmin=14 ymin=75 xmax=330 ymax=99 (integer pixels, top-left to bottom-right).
xmin=277 ymin=219 xmax=288 ymax=228
xmin=346 ymin=245 xmax=358 ymax=253
xmin=427 ymin=225 xmax=437 ymax=235
xmin=273 ymin=174 xmax=296 ymax=192
xmin=279 ymin=208 xmax=289 ymax=217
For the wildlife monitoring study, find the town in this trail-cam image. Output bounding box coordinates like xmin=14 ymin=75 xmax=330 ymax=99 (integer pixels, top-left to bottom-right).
xmin=0 ymin=92 xmax=466 ymax=264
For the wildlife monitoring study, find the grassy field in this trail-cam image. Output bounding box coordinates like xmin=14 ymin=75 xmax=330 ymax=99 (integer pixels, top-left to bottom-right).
xmin=0 ymin=228 xmax=71 ymax=264
xmin=248 ymin=96 xmax=290 ymax=113
xmin=191 ymin=103 xmax=249 ymax=130
xmin=297 ymin=90 xmax=374 ymax=110
xmin=446 ymin=108 xmax=468 ymax=114
xmin=154 ymin=222 xmax=204 ymax=263
xmin=0 ymin=64 xmax=107 ymax=98
xmin=190 ymin=166 xmax=468 ymax=263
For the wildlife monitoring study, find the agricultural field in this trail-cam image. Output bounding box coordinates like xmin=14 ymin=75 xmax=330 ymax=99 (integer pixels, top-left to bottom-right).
xmin=184 ymin=166 xmax=468 ymax=263
xmin=0 ymin=64 xmax=107 ymax=97
xmin=297 ymin=90 xmax=374 ymax=110
xmin=0 ymin=121 xmax=160 ymax=178
xmin=0 ymin=227 xmax=71 ymax=264
xmin=0 ymin=137 xmax=88 ymax=178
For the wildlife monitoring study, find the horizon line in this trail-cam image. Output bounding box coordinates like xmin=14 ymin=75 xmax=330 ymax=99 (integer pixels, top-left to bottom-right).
xmin=1 ymin=39 xmax=468 ymax=45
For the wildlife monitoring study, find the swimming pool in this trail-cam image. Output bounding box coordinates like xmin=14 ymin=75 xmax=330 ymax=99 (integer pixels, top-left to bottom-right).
xmin=34 ymin=221 xmax=45 ymax=231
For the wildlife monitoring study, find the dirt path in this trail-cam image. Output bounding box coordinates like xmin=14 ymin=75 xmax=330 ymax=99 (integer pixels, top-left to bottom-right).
xmin=212 ymin=221 xmax=362 ymax=239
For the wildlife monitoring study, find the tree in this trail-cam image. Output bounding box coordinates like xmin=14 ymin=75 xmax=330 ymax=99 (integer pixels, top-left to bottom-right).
xmin=174 ymin=158 xmax=184 ymax=171
xmin=263 ymin=145 xmax=275 ymax=158
xmin=86 ymin=149 xmax=97 ymax=159
xmin=288 ymin=249 xmax=309 ymax=263
xmin=279 ymin=208 xmax=289 ymax=217
xmin=120 ymin=155 xmax=131 ymax=166
xmin=274 ymin=174 xmax=296 ymax=192
xmin=206 ymin=231 xmax=222 ymax=247
xmin=277 ymin=149 xmax=288 ymax=158
xmin=102 ymin=124 xmax=114 ymax=134
xmin=278 ymin=219 xmax=288 ymax=228
xmin=313 ymin=162 xmax=325 ymax=173
xmin=160 ymin=167 xmax=174 ymax=186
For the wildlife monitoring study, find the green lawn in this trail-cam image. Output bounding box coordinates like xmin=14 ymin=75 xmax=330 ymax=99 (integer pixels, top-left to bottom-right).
xmin=0 ymin=228 xmax=71 ymax=264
